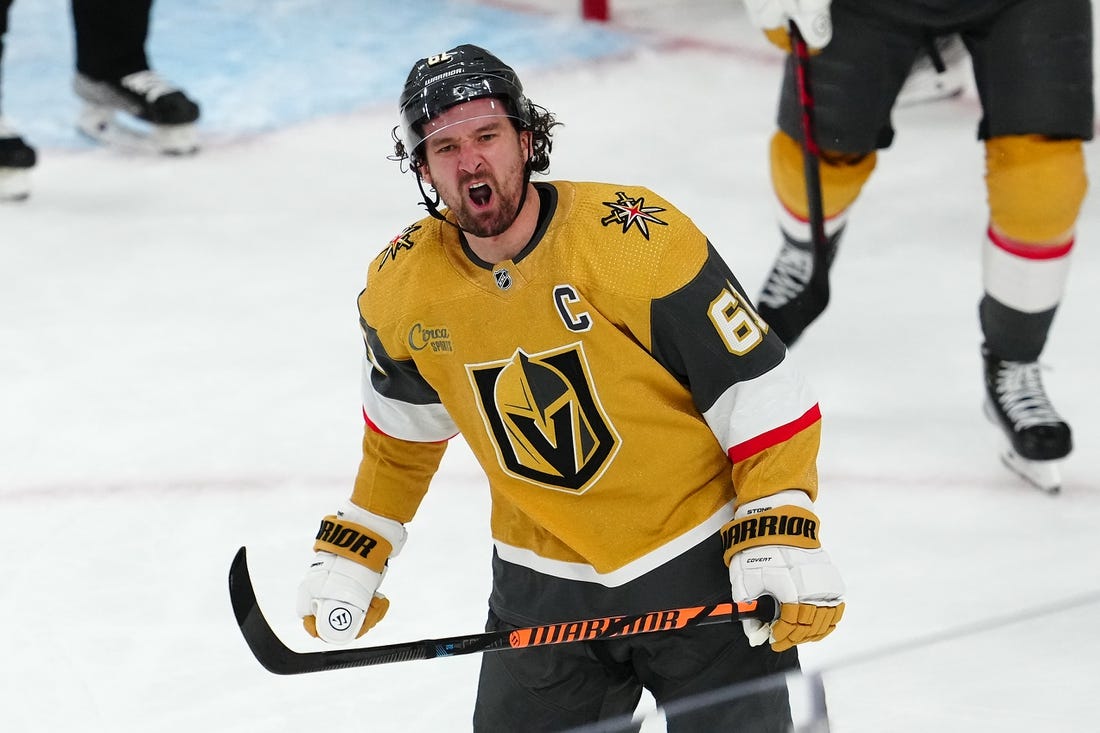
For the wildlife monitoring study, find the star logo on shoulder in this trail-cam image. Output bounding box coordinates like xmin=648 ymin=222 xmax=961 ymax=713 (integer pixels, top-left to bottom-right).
xmin=378 ymin=224 xmax=422 ymax=270
xmin=600 ymin=192 xmax=668 ymax=240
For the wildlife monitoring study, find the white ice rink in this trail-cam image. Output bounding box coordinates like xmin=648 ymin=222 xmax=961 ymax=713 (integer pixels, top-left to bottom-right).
xmin=2 ymin=1 xmax=1099 ymax=731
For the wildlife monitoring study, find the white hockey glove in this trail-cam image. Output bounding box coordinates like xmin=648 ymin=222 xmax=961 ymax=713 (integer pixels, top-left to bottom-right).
xmin=296 ymin=501 xmax=407 ymax=644
xmin=742 ymin=0 xmax=833 ymax=50
xmin=723 ymin=490 xmax=845 ymax=652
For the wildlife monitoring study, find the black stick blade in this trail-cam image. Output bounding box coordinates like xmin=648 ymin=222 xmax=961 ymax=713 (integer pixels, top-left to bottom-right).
xmin=228 ymin=546 xmax=451 ymax=674
xmin=228 ymin=546 xmax=303 ymax=674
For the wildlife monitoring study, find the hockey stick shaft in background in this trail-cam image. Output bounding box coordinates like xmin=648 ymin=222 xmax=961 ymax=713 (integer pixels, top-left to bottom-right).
xmin=228 ymin=546 xmax=777 ymax=675
xmin=789 ymin=21 xmax=831 ymax=312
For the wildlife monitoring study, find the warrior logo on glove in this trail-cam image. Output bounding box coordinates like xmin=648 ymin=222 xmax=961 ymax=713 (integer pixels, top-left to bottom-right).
xmin=721 ymin=505 xmax=821 ymax=560
xmin=328 ymin=607 xmax=355 ymax=632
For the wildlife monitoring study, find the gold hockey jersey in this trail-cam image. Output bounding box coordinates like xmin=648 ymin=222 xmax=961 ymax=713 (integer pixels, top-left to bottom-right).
xmin=351 ymin=181 xmax=821 ymax=611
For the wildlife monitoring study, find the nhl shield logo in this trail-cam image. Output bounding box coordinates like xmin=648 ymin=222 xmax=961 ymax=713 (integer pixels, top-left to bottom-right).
xmin=493 ymin=267 xmax=512 ymax=291
xmin=466 ymin=343 xmax=620 ymax=493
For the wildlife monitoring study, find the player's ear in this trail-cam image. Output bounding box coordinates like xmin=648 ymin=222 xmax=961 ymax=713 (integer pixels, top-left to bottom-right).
xmin=418 ymin=162 xmax=433 ymax=186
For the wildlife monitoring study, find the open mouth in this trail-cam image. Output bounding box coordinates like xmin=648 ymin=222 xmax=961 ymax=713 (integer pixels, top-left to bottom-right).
xmin=468 ymin=182 xmax=492 ymax=208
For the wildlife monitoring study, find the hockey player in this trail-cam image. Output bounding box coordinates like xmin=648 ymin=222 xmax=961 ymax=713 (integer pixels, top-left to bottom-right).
xmin=296 ymin=44 xmax=845 ymax=731
xmin=743 ymin=0 xmax=1091 ymax=491
xmin=0 ymin=0 xmax=199 ymax=201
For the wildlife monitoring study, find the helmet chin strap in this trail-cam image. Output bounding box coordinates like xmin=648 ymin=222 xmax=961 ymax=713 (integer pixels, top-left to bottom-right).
xmin=414 ymin=164 xmax=533 ymax=236
xmin=414 ymin=168 xmax=450 ymax=224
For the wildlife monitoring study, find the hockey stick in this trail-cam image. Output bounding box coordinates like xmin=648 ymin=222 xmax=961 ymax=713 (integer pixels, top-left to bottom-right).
xmin=787 ymin=21 xmax=831 ymax=322
xmin=228 ymin=546 xmax=777 ymax=675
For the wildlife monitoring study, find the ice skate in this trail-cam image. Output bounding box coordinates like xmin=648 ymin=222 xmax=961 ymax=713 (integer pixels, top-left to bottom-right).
xmin=73 ymin=70 xmax=200 ymax=155
xmin=982 ymin=345 xmax=1071 ymax=493
xmin=896 ymin=35 xmax=968 ymax=107
xmin=0 ymin=117 xmax=37 ymax=202
xmin=757 ymin=230 xmax=839 ymax=346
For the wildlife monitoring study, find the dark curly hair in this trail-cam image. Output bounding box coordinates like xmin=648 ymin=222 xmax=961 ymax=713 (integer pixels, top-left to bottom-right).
xmin=522 ymin=100 xmax=560 ymax=174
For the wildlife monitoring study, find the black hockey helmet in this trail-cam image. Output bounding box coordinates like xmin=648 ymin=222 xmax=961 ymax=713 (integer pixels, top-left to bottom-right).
xmin=398 ymin=44 xmax=531 ymax=167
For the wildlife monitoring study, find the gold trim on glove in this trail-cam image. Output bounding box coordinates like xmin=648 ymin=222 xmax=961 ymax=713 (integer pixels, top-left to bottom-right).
xmin=721 ymin=505 xmax=821 ymax=565
xmin=313 ymin=516 xmax=394 ymax=573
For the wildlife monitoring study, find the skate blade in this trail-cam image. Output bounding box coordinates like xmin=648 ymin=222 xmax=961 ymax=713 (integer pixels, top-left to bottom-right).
xmin=896 ymin=63 xmax=968 ymax=107
xmin=895 ymin=82 xmax=964 ymax=107
xmin=983 ymin=401 xmax=1064 ymax=494
xmin=77 ymin=105 xmax=199 ymax=156
xmin=1000 ymin=449 xmax=1062 ymax=494
xmin=0 ymin=168 xmax=31 ymax=201
xmin=152 ymin=124 xmax=200 ymax=156
xmin=896 ymin=74 xmax=966 ymax=107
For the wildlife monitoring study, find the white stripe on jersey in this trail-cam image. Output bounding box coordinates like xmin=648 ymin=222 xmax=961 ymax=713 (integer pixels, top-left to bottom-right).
xmin=701 ymin=357 xmax=817 ymax=454
xmin=361 ymin=357 xmax=458 ymax=442
xmin=492 ymin=500 xmax=734 ymax=587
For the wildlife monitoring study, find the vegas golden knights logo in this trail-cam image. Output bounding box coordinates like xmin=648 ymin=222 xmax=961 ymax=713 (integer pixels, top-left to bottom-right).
xmin=467 ymin=343 xmax=620 ymax=493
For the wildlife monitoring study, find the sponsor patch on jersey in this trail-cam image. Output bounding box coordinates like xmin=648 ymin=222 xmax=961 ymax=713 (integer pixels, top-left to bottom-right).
xmin=466 ymin=343 xmax=620 ymax=493
xmin=407 ymin=322 xmax=453 ymax=353
xmin=600 ymin=191 xmax=668 ymax=240
xmin=378 ymin=224 xmax=421 ymax=270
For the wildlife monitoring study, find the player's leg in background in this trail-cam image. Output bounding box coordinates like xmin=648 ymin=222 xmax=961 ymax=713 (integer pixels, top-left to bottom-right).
xmin=757 ymin=6 xmax=922 ymax=346
xmin=0 ymin=0 xmax=36 ymax=201
xmin=967 ymin=0 xmax=1093 ymax=489
xmin=71 ymin=0 xmax=151 ymax=82
xmin=70 ymin=0 xmax=201 ymax=154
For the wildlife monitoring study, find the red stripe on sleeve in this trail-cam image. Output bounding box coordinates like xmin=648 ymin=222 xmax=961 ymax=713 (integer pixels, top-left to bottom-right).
xmin=363 ymin=407 xmax=390 ymax=436
xmin=727 ymin=404 xmax=821 ymax=463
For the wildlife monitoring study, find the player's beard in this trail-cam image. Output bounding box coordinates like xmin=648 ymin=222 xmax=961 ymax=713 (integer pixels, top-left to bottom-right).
xmin=450 ymin=168 xmax=525 ymax=238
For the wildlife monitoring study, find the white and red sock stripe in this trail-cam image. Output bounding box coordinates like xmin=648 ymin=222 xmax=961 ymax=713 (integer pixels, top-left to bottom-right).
xmin=982 ymin=227 xmax=1073 ymax=313
xmin=776 ymin=200 xmax=848 ymax=241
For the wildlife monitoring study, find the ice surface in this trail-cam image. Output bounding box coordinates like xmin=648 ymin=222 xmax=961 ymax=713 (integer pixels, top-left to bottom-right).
xmin=2 ymin=1 xmax=1098 ymax=731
